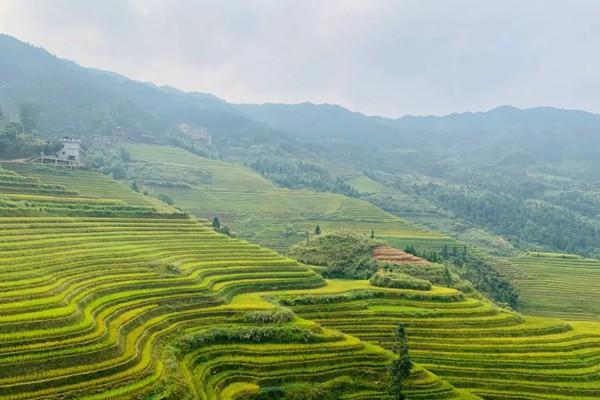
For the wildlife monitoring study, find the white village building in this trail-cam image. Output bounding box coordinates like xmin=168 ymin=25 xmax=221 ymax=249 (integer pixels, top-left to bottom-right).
xmin=36 ymin=137 xmax=85 ymax=167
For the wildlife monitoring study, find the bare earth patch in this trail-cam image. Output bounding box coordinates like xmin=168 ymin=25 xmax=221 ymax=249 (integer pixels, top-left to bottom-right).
xmin=373 ymin=246 xmax=430 ymax=265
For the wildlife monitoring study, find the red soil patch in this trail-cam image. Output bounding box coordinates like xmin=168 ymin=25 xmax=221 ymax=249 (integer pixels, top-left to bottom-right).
xmin=373 ymin=246 xmax=430 ymax=265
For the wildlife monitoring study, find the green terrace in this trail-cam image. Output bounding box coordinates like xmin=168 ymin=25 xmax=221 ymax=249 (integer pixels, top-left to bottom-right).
xmin=0 ymin=164 xmax=464 ymax=399
xmin=1 ymin=158 xmax=599 ymax=400
xmin=504 ymin=252 xmax=600 ymax=321
xmin=0 ymin=214 xmax=401 ymax=399
xmin=121 ymin=143 xmax=455 ymax=252
xmin=273 ymin=280 xmax=600 ymax=400
xmin=0 ymin=164 xmax=179 ymax=218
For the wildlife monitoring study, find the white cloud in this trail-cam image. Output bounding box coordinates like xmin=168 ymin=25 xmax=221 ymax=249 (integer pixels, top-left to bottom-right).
xmin=1 ymin=0 xmax=600 ymax=116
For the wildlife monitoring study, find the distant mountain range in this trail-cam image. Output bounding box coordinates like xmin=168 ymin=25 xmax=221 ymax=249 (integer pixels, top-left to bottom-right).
xmin=3 ymin=33 xmax=600 ymax=169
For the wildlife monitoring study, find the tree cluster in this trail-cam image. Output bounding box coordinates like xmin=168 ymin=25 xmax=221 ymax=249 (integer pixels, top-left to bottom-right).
xmin=212 ymin=216 xmax=234 ymax=237
xmin=248 ymin=157 xmax=359 ymax=197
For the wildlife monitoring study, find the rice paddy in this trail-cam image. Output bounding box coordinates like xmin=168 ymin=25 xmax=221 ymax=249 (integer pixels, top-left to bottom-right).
xmin=1 ymin=162 xmax=599 ymax=399
xmin=0 ymin=165 xmax=469 ymax=399
xmin=121 ymin=143 xmax=454 ymax=252
xmin=505 ymin=252 xmax=600 ymax=321
xmin=275 ymin=280 xmax=600 ymax=400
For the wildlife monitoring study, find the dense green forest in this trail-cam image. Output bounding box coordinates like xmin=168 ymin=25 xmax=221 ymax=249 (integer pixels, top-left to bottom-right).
xmin=0 ymin=105 xmax=61 ymax=159
xmin=248 ymin=157 xmax=358 ymax=197
xmin=369 ymin=170 xmax=600 ymax=257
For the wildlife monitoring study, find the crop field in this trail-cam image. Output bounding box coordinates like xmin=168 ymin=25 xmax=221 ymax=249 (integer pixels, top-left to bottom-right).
xmin=504 ymin=253 xmax=600 ymax=321
xmin=0 ymin=165 xmax=481 ymax=399
xmin=347 ymin=175 xmax=390 ymax=194
xmin=122 ymin=144 xmax=454 ymax=252
xmin=3 ymin=162 xmax=599 ymax=400
xmin=276 ymin=280 xmax=600 ymax=400
xmin=0 ymin=164 xmax=173 ymax=217
xmin=4 ymin=163 xmax=165 ymax=209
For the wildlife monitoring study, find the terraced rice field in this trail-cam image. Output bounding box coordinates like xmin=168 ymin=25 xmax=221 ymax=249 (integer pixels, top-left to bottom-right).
xmin=504 ymin=253 xmax=600 ymax=321
xmin=3 ymin=162 xmax=599 ymax=399
xmin=276 ymin=280 xmax=600 ymax=400
xmin=0 ymin=165 xmax=474 ymax=399
xmin=233 ymin=283 xmax=479 ymax=400
xmin=0 ymin=164 xmax=172 ymax=217
xmin=122 ymin=144 xmax=453 ymax=252
xmin=5 ymin=163 xmax=166 ymax=209
xmin=373 ymin=246 xmax=430 ymax=265
xmin=0 ymin=215 xmax=364 ymax=398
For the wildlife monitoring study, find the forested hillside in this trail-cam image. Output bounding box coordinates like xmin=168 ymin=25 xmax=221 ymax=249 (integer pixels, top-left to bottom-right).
xmin=4 ymin=33 xmax=600 ymax=257
xmin=238 ymin=103 xmax=600 ymax=257
xmin=0 ymin=34 xmax=269 ymax=142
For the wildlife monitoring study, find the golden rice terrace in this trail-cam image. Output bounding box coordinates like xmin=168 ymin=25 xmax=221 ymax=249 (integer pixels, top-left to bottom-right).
xmin=0 ymin=164 xmax=599 ymax=400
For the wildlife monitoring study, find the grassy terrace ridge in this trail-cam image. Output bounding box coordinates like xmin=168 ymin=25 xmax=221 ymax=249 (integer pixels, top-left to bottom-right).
xmin=122 ymin=143 xmax=454 ymax=252
xmin=272 ymin=280 xmax=600 ymax=400
xmin=2 ymin=160 xmax=600 ymax=399
xmin=0 ymin=163 xmax=176 ymax=217
xmin=4 ymin=163 xmax=166 ymax=209
xmin=502 ymin=252 xmax=600 ymax=321
xmin=0 ymin=165 xmax=474 ymax=399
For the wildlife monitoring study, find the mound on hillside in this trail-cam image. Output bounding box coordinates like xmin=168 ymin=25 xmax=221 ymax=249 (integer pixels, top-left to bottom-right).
xmin=289 ymin=232 xmax=379 ymax=279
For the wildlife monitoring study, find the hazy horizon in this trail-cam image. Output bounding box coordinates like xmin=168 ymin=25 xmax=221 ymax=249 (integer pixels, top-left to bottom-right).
xmin=2 ymin=0 xmax=600 ymax=117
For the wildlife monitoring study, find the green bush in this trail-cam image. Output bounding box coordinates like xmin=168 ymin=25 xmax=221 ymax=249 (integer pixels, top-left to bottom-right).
xmin=241 ymin=309 xmax=294 ymax=324
xmin=251 ymin=376 xmax=358 ymax=400
xmin=174 ymin=326 xmax=333 ymax=357
xmin=277 ymin=289 xmax=463 ymax=306
xmin=369 ymin=271 xmax=432 ymax=291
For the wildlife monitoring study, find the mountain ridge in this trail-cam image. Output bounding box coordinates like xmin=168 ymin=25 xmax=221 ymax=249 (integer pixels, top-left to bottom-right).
xmin=3 ymin=33 xmax=600 ymax=148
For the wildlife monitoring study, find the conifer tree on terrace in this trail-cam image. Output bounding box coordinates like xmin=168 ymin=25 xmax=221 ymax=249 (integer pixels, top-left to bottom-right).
xmin=389 ymin=323 xmax=412 ymax=400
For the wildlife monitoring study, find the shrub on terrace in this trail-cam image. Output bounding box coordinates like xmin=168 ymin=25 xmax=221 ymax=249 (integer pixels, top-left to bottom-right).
xmin=174 ymin=326 xmax=335 ymax=357
xmin=370 ymin=271 xmax=432 ymax=291
xmin=241 ymin=309 xmax=295 ymax=324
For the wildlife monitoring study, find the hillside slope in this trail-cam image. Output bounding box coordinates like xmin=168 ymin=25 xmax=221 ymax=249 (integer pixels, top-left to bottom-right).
xmin=117 ymin=143 xmax=522 ymax=307
xmin=0 ymin=34 xmax=267 ymax=141
xmin=121 ymin=143 xmax=452 ymax=252
xmin=4 ymin=33 xmax=600 ymax=258
xmin=0 ymin=163 xmax=479 ymax=400
xmin=501 ymin=252 xmax=600 ymax=321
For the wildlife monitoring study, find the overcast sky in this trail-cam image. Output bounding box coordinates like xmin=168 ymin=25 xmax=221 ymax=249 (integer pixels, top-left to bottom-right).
xmin=1 ymin=0 xmax=600 ymax=117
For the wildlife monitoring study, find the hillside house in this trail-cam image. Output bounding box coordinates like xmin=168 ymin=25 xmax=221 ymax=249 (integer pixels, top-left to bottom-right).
xmin=37 ymin=137 xmax=85 ymax=167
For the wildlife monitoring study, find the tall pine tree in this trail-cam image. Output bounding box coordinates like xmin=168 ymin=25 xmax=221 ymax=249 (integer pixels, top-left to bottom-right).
xmin=212 ymin=216 xmax=221 ymax=231
xmin=389 ymin=323 xmax=412 ymax=400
